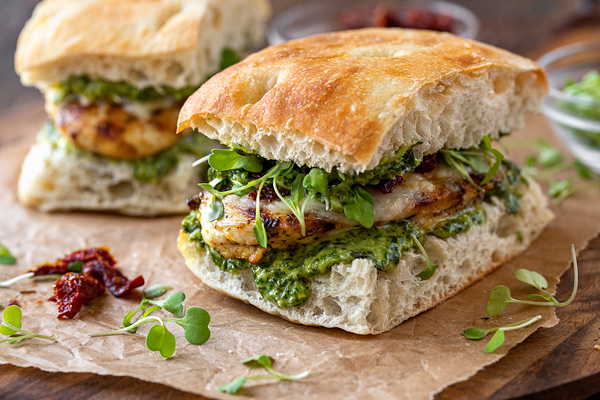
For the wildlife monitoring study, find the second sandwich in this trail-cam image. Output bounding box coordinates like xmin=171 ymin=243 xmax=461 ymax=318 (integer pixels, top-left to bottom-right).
xmin=15 ymin=0 xmax=270 ymax=215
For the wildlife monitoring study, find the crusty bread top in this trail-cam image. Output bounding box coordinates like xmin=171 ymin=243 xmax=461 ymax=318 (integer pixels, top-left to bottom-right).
xmin=178 ymin=28 xmax=548 ymax=173
xmin=15 ymin=0 xmax=270 ymax=89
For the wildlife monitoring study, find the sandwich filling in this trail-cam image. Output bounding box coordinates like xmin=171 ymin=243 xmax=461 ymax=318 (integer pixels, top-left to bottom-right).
xmin=38 ymin=48 xmax=240 ymax=180
xmin=183 ymin=136 xmax=524 ymax=307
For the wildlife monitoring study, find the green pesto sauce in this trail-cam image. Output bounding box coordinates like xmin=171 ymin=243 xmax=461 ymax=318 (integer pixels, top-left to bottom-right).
xmin=40 ymin=121 xmax=212 ymax=183
xmin=183 ymin=210 xmax=423 ymax=307
xmin=428 ymin=207 xmax=485 ymax=239
xmin=485 ymin=160 xmax=523 ymax=215
xmin=53 ymin=49 xmax=241 ymax=103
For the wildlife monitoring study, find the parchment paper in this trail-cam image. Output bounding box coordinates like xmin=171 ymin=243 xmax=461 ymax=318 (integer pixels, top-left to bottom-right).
xmin=1 ymin=114 xmax=599 ymax=400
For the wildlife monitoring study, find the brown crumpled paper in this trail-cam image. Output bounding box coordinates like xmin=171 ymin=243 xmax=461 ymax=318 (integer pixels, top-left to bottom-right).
xmin=1 ymin=114 xmax=599 ymax=400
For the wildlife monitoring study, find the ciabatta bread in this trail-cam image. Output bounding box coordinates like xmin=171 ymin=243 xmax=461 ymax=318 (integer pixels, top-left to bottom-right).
xmin=178 ymin=28 xmax=548 ymax=173
xmin=16 ymin=0 xmax=271 ymax=90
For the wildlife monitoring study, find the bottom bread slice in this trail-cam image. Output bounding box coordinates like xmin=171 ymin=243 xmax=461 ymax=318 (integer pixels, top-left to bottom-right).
xmin=178 ymin=180 xmax=554 ymax=334
xmin=18 ymin=136 xmax=200 ymax=216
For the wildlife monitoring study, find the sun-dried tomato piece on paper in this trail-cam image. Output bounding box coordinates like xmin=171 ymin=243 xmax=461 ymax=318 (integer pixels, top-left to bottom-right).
xmin=49 ymin=273 xmax=105 ymax=319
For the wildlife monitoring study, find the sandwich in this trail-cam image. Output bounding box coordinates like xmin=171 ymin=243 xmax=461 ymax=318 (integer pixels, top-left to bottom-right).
xmin=176 ymin=28 xmax=554 ymax=334
xmin=15 ymin=0 xmax=270 ymax=215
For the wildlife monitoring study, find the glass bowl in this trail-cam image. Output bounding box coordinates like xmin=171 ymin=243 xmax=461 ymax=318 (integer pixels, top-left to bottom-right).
xmin=267 ymin=0 xmax=480 ymax=45
xmin=538 ymin=40 xmax=600 ymax=173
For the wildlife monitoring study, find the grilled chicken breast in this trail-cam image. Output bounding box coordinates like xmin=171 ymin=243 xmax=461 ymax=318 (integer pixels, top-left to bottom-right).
xmin=46 ymin=97 xmax=185 ymax=159
xmin=199 ymin=163 xmax=498 ymax=262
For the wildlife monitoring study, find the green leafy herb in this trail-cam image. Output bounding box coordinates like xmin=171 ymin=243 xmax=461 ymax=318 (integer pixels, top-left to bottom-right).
xmin=480 ymin=136 xmax=505 ymax=185
xmin=143 ymin=284 xmax=173 ymax=299
xmin=219 ymin=377 xmax=250 ymax=394
xmin=207 ymin=197 xmax=225 ymax=221
xmin=0 ymin=242 xmax=16 ymax=265
xmin=146 ymin=324 xmax=177 ymax=358
xmin=410 ymin=233 xmax=438 ymax=281
xmin=90 ymin=304 xmax=210 ymax=359
xmin=208 ymin=149 xmax=263 ymax=173
xmin=486 ymin=245 xmax=579 ymax=316
xmin=0 ymin=305 xmax=56 ymax=344
xmin=220 ymin=48 xmax=241 ymax=71
xmin=440 ymin=135 xmax=507 ymax=191
xmin=511 ymin=138 xmax=600 ymax=202
xmin=148 ymin=291 xmax=185 ymax=318
xmin=124 ymin=291 xmax=186 ymax=332
xmin=343 ymin=187 xmax=375 ymax=229
xmin=67 ymin=260 xmax=84 ymax=273
xmin=462 ymin=315 xmax=541 ymax=353
xmin=273 ymin=171 xmax=311 ymax=236
xmin=218 ymin=355 xmax=309 ymax=394
xmin=303 ymin=168 xmax=328 ymax=199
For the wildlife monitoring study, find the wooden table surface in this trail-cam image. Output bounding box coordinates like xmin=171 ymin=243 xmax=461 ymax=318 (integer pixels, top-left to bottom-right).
xmin=1 ymin=1 xmax=600 ymax=399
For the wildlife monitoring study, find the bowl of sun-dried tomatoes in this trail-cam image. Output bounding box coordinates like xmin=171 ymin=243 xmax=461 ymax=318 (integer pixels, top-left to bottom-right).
xmin=268 ymin=0 xmax=480 ymax=45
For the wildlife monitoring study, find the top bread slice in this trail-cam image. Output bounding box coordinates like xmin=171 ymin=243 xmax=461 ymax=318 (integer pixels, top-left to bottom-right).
xmin=15 ymin=0 xmax=271 ymax=90
xmin=178 ymin=28 xmax=548 ymax=174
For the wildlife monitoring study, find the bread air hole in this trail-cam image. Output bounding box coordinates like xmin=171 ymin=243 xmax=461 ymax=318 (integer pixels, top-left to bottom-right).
xmin=320 ymin=295 xmax=342 ymax=316
xmin=108 ymin=182 xmax=134 ymax=198
xmin=166 ymin=62 xmax=183 ymax=78
xmin=493 ymin=75 xmax=511 ymax=95
xmin=492 ymin=249 xmax=504 ymax=263
xmin=496 ymin=214 xmax=518 ymax=238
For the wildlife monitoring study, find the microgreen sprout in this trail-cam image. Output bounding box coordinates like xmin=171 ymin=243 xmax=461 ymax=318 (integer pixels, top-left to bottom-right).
xmin=343 ymin=186 xmax=375 ymax=229
xmin=510 ymin=138 xmax=600 ymax=203
xmin=0 ymin=272 xmax=35 ymax=288
xmin=218 ymin=355 xmax=309 ymax=394
xmin=207 ymin=196 xmax=225 ymax=221
xmin=0 ymin=271 xmax=101 ymax=288
xmin=462 ymin=315 xmax=542 ymax=353
xmin=90 ymin=302 xmax=210 ymax=359
xmin=0 ymin=242 xmax=16 ymax=265
xmin=410 ymin=233 xmax=438 ymax=281
xmin=143 ymin=284 xmax=172 ymax=299
xmin=1 ymin=305 xmax=56 ymax=344
xmin=486 ymin=245 xmax=578 ymax=317
xmin=439 ymin=135 xmax=505 ymax=191
xmin=123 ymin=290 xmax=185 ymax=332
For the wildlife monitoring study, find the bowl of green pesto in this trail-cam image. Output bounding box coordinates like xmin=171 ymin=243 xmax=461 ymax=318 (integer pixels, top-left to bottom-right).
xmin=539 ymin=40 xmax=600 ymax=173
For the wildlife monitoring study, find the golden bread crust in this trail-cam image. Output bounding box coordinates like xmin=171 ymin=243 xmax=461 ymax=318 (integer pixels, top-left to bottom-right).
xmin=178 ymin=28 xmax=548 ymax=172
xmin=17 ymin=0 xmax=208 ymax=70
xmin=15 ymin=0 xmax=271 ymax=88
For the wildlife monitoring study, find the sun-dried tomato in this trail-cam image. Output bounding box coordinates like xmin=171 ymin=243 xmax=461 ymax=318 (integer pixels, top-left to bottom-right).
xmin=338 ymin=5 xmax=455 ymax=33
xmin=415 ymin=154 xmax=438 ymax=174
xmin=83 ymin=260 xmax=144 ymax=297
xmin=248 ymin=186 xmax=289 ymax=202
xmin=30 ymin=247 xmax=115 ymax=276
xmin=376 ymin=176 xmax=404 ymax=194
xmin=49 ymin=273 xmax=105 ymax=319
xmin=33 ymin=247 xmax=143 ymax=318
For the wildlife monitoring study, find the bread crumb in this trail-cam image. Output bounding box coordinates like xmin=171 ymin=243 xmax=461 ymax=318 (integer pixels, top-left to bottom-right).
xmin=594 ymin=345 xmax=600 ymax=351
